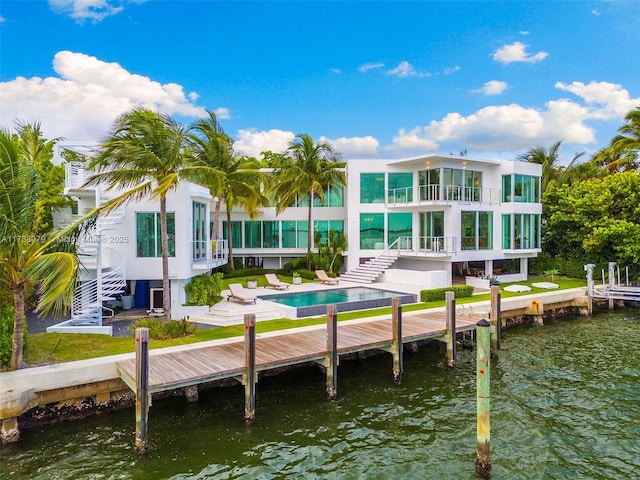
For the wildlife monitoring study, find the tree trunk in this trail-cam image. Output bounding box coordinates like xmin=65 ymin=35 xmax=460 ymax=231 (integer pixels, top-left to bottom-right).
xmin=227 ymin=208 xmax=235 ymax=271
xmin=307 ymin=191 xmax=313 ymax=269
xmin=159 ymin=196 xmax=171 ymax=322
xmin=11 ymin=283 xmax=27 ymax=370
xmin=212 ymin=198 xmax=220 ymax=240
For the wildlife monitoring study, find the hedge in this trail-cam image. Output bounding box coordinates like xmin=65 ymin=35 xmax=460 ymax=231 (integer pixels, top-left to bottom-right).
xmin=420 ymin=285 xmax=474 ymax=302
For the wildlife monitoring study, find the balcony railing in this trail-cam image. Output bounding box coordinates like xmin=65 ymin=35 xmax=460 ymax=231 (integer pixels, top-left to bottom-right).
xmin=65 ymin=162 xmax=90 ymax=190
xmin=386 ymin=236 xmax=457 ymax=256
xmin=192 ymin=238 xmax=229 ymax=268
xmin=384 ymin=185 xmax=502 ymax=205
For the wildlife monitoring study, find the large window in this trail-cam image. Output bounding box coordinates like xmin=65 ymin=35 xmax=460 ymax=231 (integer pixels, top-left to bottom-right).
xmin=282 ymin=221 xmax=309 ymax=248
xmin=313 ymin=184 xmax=344 ymax=207
xmin=360 ymin=173 xmax=385 ymax=203
xmin=360 ymin=213 xmax=384 ymax=249
xmin=388 ymin=173 xmax=413 ymax=203
xmin=223 ymin=221 xmax=242 ymax=249
xmin=244 ymin=221 xmax=280 ymax=248
xmin=461 ymin=211 xmax=492 ymax=250
xmin=419 ymin=168 xmax=440 ymax=200
xmin=136 ymin=212 xmax=175 ymax=257
xmin=443 ymin=168 xmax=482 ymax=201
xmin=419 ymin=211 xmax=444 ymax=251
xmin=314 ymin=220 xmax=344 ymax=246
xmin=192 ymin=202 xmax=207 ymax=260
xmin=387 ymin=212 xmax=412 ymax=248
xmin=502 ymin=214 xmax=540 ymax=249
xmin=502 ymin=174 xmax=540 ymax=203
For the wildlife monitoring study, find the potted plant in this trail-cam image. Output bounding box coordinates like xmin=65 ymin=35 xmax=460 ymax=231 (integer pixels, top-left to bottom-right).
xmin=246 ymin=278 xmax=258 ymax=289
xmin=121 ymin=282 xmax=134 ymax=310
xmin=292 ymin=272 xmax=302 ymax=285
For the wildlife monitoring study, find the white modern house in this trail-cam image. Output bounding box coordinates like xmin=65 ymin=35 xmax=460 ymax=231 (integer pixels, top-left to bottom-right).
xmin=52 ymin=152 xmax=540 ymax=332
xmin=49 ymin=160 xmax=228 ymax=334
xmin=222 ymin=154 xmax=542 ymax=288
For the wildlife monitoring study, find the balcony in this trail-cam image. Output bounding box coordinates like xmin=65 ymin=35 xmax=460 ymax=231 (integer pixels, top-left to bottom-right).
xmin=65 ymin=162 xmax=91 ymax=191
xmin=386 ymin=185 xmax=501 ymax=207
xmin=192 ymin=238 xmax=229 ymax=269
xmin=387 ymin=236 xmax=457 ymax=257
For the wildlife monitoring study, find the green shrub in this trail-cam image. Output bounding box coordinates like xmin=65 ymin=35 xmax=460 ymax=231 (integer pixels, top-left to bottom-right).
xmin=129 ymin=318 xmax=196 ymax=340
xmin=184 ymin=272 xmax=224 ymax=306
xmin=420 ymin=285 xmax=474 ymax=302
xmin=0 ymin=307 xmax=23 ymax=368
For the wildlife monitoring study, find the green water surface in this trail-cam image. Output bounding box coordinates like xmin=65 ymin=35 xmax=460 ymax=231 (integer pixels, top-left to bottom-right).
xmin=3 ymin=310 xmax=639 ymax=479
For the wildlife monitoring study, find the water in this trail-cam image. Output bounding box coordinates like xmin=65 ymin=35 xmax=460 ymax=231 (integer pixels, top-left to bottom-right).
xmin=3 ymin=310 xmax=640 ymax=479
xmin=258 ymin=286 xmax=408 ymax=307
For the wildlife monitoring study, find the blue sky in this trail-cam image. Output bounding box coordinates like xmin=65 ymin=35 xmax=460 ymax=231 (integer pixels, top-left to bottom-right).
xmin=1 ymin=1 xmax=639 ymax=163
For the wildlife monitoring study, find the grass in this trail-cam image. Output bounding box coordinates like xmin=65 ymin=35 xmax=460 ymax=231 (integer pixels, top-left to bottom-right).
xmin=23 ymin=275 xmax=586 ymax=366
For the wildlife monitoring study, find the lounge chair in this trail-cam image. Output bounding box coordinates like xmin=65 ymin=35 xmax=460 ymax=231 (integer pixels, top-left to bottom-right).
xmin=265 ymin=273 xmax=290 ymax=290
xmin=227 ymin=283 xmax=257 ymax=304
xmin=314 ymin=269 xmax=339 ymax=285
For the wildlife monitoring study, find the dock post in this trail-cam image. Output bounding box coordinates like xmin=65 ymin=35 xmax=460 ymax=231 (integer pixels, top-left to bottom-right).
xmin=243 ymin=314 xmax=256 ymax=424
xmin=391 ymin=297 xmax=403 ymax=384
xmin=475 ymin=319 xmax=491 ymax=477
xmin=490 ymin=286 xmax=500 ymax=356
xmin=326 ymin=304 xmax=338 ymax=400
xmin=445 ymin=291 xmax=456 ymax=368
xmin=584 ymin=264 xmax=595 ymax=315
xmin=134 ymin=327 xmax=150 ymax=454
xmin=608 ymin=262 xmax=616 ymax=311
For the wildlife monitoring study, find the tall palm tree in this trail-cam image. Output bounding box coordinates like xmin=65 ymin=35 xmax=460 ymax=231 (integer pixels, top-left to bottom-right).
xmin=609 ymin=106 xmax=640 ymax=171
xmin=188 ymin=111 xmax=267 ymax=270
xmin=85 ymin=107 xmax=199 ymax=321
xmin=0 ymin=126 xmax=87 ymax=369
xmin=518 ymin=140 xmax=583 ymax=194
xmin=273 ymin=133 xmax=346 ymax=269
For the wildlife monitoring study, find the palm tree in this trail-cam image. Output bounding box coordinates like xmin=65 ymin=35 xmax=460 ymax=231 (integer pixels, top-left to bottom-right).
xmin=85 ymin=107 xmax=198 ymax=321
xmin=0 ymin=126 xmax=86 ymax=369
xmin=188 ymin=111 xmax=267 ymax=270
xmin=518 ymin=140 xmax=583 ymax=194
xmin=273 ymin=134 xmax=346 ymax=269
xmin=609 ymin=106 xmax=640 ymax=171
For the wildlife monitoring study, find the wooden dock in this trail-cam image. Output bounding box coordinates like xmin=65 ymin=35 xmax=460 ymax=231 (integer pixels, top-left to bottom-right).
xmin=117 ymin=310 xmax=482 ymax=395
xmin=118 ymin=291 xmax=499 ymax=452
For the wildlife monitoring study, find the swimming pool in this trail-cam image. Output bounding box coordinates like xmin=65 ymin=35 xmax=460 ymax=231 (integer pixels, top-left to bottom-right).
xmin=259 ymin=286 xmax=417 ymax=318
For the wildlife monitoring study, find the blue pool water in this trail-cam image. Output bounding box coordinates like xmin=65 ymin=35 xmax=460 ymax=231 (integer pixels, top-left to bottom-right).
xmin=259 ymin=286 xmax=417 ymax=317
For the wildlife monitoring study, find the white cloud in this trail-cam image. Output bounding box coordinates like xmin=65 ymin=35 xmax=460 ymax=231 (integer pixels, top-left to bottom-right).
xmin=234 ymin=129 xmax=295 ymax=158
xmin=474 ymin=80 xmax=508 ymax=96
xmin=592 ymin=9 xmax=600 ymax=16
xmin=214 ymin=107 xmax=231 ymax=120
xmin=555 ymin=81 xmax=639 ymax=119
xmin=359 ymin=62 xmax=385 ymax=73
xmin=390 ymin=101 xmax=596 ymax=153
xmin=48 ymin=0 xmax=136 ymax=23
xmin=330 ymin=68 xmax=342 ymax=74
xmin=320 ymin=136 xmax=379 ymax=157
xmin=387 ymin=61 xmax=431 ymax=78
xmin=492 ymin=42 xmax=548 ymax=64
xmin=444 ymin=65 xmax=460 ymax=75
xmin=0 ymin=15 xmax=6 ymax=24
xmin=0 ymin=51 xmax=210 ymax=143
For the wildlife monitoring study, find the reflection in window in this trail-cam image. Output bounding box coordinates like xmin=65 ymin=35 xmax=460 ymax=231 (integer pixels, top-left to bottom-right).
xmin=360 ymin=213 xmax=384 ymax=249
xmin=388 ymin=173 xmax=413 ymax=203
xmin=387 ymin=212 xmax=412 ymax=248
xmin=502 ymin=214 xmax=540 ymax=249
xmin=136 ymin=212 xmax=175 ymax=257
xmin=360 ymin=173 xmax=385 ymax=203
xmin=222 ymin=221 xmax=242 ymax=249
xmin=461 ymin=211 xmax=492 ymax=250
xmin=419 ymin=169 xmax=440 ymax=200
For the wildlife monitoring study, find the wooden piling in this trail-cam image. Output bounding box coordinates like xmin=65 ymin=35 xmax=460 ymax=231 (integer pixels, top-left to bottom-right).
xmin=243 ymin=314 xmax=256 ymax=423
xmin=490 ymin=286 xmax=500 ymax=356
xmin=445 ymin=291 xmax=456 ymax=368
xmin=475 ymin=319 xmax=491 ymax=477
xmin=391 ymin=297 xmax=403 ymax=384
xmin=134 ymin=328 xmax=150 ymax=454
xmin=326 ymin=304 xmax=338 ymax=400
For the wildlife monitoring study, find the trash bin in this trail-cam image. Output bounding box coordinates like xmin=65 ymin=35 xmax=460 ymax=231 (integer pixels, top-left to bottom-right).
xmin=134 ymin=280 xmax=150 ymax=309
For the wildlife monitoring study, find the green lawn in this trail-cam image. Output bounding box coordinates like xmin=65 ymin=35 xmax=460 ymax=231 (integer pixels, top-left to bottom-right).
xmin=24 ymin=276 xmax=585 ymax=366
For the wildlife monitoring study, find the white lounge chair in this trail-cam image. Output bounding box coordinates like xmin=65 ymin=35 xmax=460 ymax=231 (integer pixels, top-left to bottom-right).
xmin=265 ymin=273 xmax=290 ymax=290
xmin=227 ymin=283 xmax=257 ymax=304
xmin=314 ymin=269 xmax=339 ymax=285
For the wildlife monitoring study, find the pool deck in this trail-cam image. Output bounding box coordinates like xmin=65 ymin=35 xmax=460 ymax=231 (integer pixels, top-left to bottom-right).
xmin=192 ymin=279 xmax=430 ymax=326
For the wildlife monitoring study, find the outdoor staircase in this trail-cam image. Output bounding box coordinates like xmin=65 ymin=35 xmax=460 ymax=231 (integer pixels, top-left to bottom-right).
xmin=191 ymin=302 xmax=283 ymax=326
xmin=339 ymin=247 xmax=400 ymax=284
xmin=47 ymin=203 xmax=126 ymax=334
